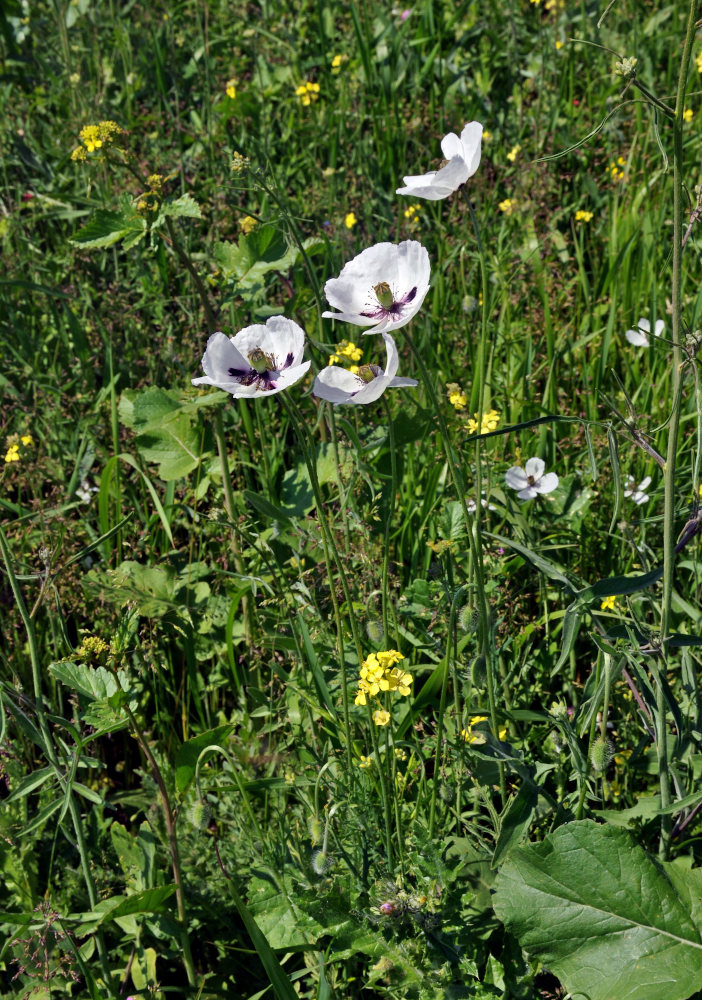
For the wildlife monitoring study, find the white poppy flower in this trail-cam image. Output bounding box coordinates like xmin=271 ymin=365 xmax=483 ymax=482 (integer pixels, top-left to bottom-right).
xmin=192 ymin=317 xmax=310 ymax=398
xmin=505 ymin=457 xmax=559 ymax=500
xmin=623 ymin=475 xmax=652 ymax=505
xmin=396 ymin=121 xmax=483 ymax=201
xmin=322 ymin=240 xmax=430 ymax=334
xmin=466 ymin=496 xmax=496 ymax=514
xmin=313 ymin=333 xmax=417 ymax=405
xmin=625 ymin=318 xmax=664 ymax=347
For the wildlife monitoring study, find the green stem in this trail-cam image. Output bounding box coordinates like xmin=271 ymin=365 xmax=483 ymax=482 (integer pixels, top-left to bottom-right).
xmin=124 ymin=705 xmax=198 ymax=987
xmin=163 ymin=216 xmax=217 ymax=335
xmin=381 ymin=397 xmax=398 ymax=645
xmin=659 ymin=0 xmax=696 ymax=860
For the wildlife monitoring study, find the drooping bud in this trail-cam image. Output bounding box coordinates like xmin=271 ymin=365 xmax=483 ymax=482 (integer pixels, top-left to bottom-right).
xmin=311 ymin=849 xmax=334 ymax=875
xmin=366 ymin=620 xmax=384 ymax=645
xmin=373 ymin=282 xmax=394 ymax=311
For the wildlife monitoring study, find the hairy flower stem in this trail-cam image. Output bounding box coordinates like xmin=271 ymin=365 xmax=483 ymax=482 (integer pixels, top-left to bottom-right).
xmin=281 ymin=397 xmax=359 ymax=764
xmin=124 ymin=705 xmax=197 ymax=987
xmin=659 ymin=0 xmax=697 ymax=860
xmin=0 ymin=528 xmax=115 ymax=995
xmin=404 ymin=332 xmax=505 ymax=806
xmin=213 ymin=408 xmax=254 ymax=646
xmin=381 ymin=397 xmax=399 ymax=645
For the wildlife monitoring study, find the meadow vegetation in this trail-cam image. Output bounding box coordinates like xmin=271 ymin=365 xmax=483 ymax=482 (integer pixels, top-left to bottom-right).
xmin=3 ymin=0 xmax=702 ymax=997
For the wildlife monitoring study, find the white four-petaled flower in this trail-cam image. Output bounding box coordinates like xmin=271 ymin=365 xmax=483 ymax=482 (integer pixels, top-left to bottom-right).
xmin=624 ymin=475 xmax=651 ymax=505
xmin=192 ymin=317 xmax=311 ymax=398
xmin=505 ymin=458 xmax=559 ymax=500
xmin=313 ymin=333 xmax=417 ymax=405
xmin=396 ymin=121 xmax=483 ymax=201
xmin=322 ymin=240 xmax=430 ymax=334
xmin=625 ymin=318 xmax=664 ymax=347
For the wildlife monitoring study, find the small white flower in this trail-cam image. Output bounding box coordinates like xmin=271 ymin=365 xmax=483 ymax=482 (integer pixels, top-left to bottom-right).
xmin=625 ymin=317 xmax=664 ymax=347
xmin=76 ymin=479 xmax=98 ymax=504
xmin=505 ymin=458 xmax=559 ymax=500
xmin=192 ymin=317 xmax=310 ymax=398
xmin=313 ymin=333 xmax=417 ymax=405
xmin=322 ymin=240 xmax=430 ymax=334
xmin=623 ymin=475 xmax=651 ymax=505
xmin=396 ymin=121 xmax=483 ymax=201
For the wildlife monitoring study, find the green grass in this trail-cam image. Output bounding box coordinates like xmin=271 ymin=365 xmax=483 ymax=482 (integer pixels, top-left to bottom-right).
xmin=3 ymin=0 xmax=702 ymax=997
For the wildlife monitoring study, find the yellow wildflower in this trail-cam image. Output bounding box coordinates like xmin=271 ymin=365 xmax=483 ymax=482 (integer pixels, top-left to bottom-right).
xmin=482 ymin=129 xmax=492 ymax=142
xmin=20 ymin=434 xmax=33 ymax=447
xmin=608 ymin=156 xmax=626 ymax=182
xmin=575 ymin=209 xmax=593 ymax=223
xmin=239 ymin=215 xmax=258 ymax=235
xmin=683 ymin=108 xmax=694 ymax=122
xmin=4 ymin=445 xmax=20 ymax=464
xmin=359 ymin=755 xmax=372 ymax=769
xmin=225 ymin=79 xmax=237 ymax=99
xmin=449 ymin=389 xmax=467 ymax=410
xmin=555 ymin=39 xmax=564 ymax=49
xmin=344 ymin=212 xmax=357 ymax=229
xmin=696 ymin=51 xmax=702 ymax=74
xmin=373 ymin=709 xmax=391 ymax=727
xmin=403 ymin=203 xmax=421 ymax=220
xmin=466 ymin=409 xmax=500 ymax=435
xmin=338 ymin=340 xmax=362 ymax=361
xmin=296 ymin=81 xmax=320 ymax=106
xmin=331 ymin=54 xmax=347 ymax=74
xmin=506 ymin=144 xmax=521 ymax=163
xmin=600 ymin=595 xmax=617 ymax=611
xmin=499 ymin=198 xmax=514 ymax=215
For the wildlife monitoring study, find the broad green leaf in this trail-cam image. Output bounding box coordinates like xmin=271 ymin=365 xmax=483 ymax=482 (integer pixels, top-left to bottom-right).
xmin=493 ymin=819 xmax=702 ymax=1000
xmin=154 ymin=192 xmax=201 ymax=224
xmin=214 ymin=228 xmax=322 ymax=291
xmin=135 ymin=411 xmax=201 ymax=480
xmin=492 ymin=782 xmax=538 ymax=868
xmin=485 ymin=533 xmax=577 ymax=592
xmin=49 ymin=662 xmax=119 ymax=700
xmin=577 ymin=566 xmax=663 ymax=601
xmin=175 ymin=724 xmax=235 ymax=795
xmin=70 ymin=198 xmax=146 ymax=250
xmin=4 ymin=766 xmax=54 ymax=804
xmin=72 ymin=886 xmax=176 ymax=929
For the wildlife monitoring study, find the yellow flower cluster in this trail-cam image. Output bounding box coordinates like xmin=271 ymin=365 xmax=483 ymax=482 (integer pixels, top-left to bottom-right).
xmin=329 ymin=339 xmax=362 ymax=370
xmin=331 ymin=54 xmax=347 ymax=74
xmin=466 ymin=409 xmax=500 ymax=435
xmin=499 ymin=198 xmax=514 ymax=215
xmin=4 ymin=433 xmax=33 ymax=464
xmin=697 ymin=51 xmax=702 ymax=74
xmin=358 ymin=754 xmax=373 ymax=768
xmin=344 ymin=212 xmax=357 ymax=229
xmin=609 ymin=156 xmax=626 ymax=182
xmin=600 ymin=595 xmax=617 ymax=611
xmin=683 ymin=108 xmax=694 ymax=123
xmin=449 ymin=388 xmax=467 ymax=410
xmin=355 ymin=650 xmax=412 ymax=726
xmin=225 ymin=79 xmax=237 ymax=99
xmin=239 ymin=215 xmax=258 ymax=235
xmin=71 ymin=120 xmax=124 ymax=161
xmin=461 ymin=715 xmax=508 ymax=744
xmin=296 ymin=81 xmax=320 ymax=106
xmin=403 ymin=203 xmax=421 ymax=221
xmin=506 ymin=144 xmax=521 ymax=163
xmin=575 ymin=209 xmax=593 ymax=223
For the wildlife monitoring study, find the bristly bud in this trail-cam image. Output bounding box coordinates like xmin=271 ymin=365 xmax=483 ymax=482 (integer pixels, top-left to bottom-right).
xmin=590 ymin=736 xmax=614 ymax=772
xmin=471 ymin=655 xmax=487 ymax=686
xmin=308 ymin=816 xmax=323 ymax=845
xmin=186 ymin=800 xmax=211 ymax=830
xmin=366 ymin=620 xmax=384 ymax=645
xmin=311 ymin=849 xmax=334 ymax=875
xmin=439 ymin=781 xmax=454 ymax=803
xmin=458 ymin=604 xmax=479 ymax=633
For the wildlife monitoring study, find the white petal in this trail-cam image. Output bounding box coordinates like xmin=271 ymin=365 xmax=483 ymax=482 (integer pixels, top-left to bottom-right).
xmin=459 ymin=121 xmax=483 ymax=175
xmin=653 ymin=320 xmax=665 ymax=337
xmin=268 ymin=361 xmax=311 ymax=394
xmin=639 ymin=476 xmax=652 ymax=490
xmin=192 ymin=332 xmax=250 ymax=388
xmin=380 ymin=332 xmax=399 ymax=378
xmin=350 ymin=375 xmax=394 ymax=404
xmin=535 ymin=472 xmax=559 ymax=495
xmin=440 ymin=130 xmax=462 ymax=160
xmin=636 ymin=318 xmax=651 ymax=333
xmin=232 ymin=317 xmax=305 ymax=367
xmin=625 ymin=329 xmax=649 ymax=347
xmin=517 ymin=486 xmax=538 ymax=500
xmin=524 ymin=457 xmax=546 ymax=480
xmin=388 ymin=377 xmax=418 ymax=388
xmin=396 ymin=170 xmax=452 ymax=201
xmin=505 ymin=466 xmax=528 ymax=490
